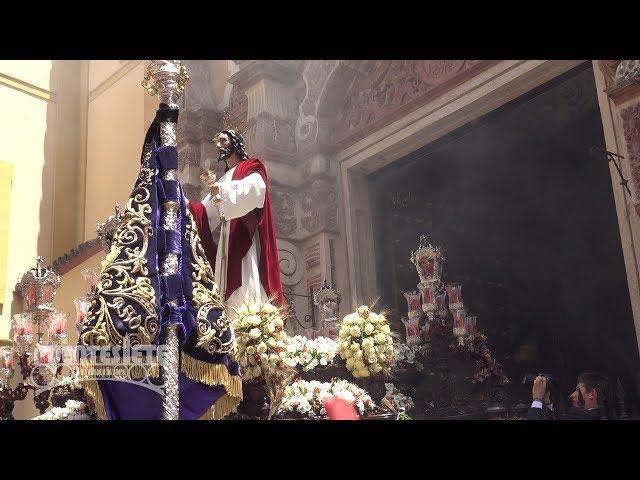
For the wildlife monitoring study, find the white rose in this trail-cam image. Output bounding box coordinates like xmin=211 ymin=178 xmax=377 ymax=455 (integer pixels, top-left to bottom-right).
xmin=246 ymin=345 xmax=256 ymax=355
xmin=357 ymin=305 xmax=370 ymax=317
xmin=357 ymin=369 xmax=370 ymax=378
xmin=249 ymin=328 xmax=261 ymax=339
xmin=367 ymin=355 xmax=377 ymax=364
xmin=256 ymin=343 xmax=267 ymax=354
xmin=267 ymin=338 xmax=277 ymax=348
xmin=263 ymin=303 xmax=279 ymax=314
xmin=374 ymin=333 xmax=386 ymax=344
xmin=355 ymin=360 xmax=366 ymax=371
xmin=249 ymin=303 xmax=260 ymax=314
xmin=371 ymin=363 xmax=383 ymax=373
xmin=273 ymin=317 xmax=284 ymax=327
xmin=266 ymin=323 xmax=276 ymax=334
xmin=354 ymin=350 xmax=363 ymax=360
xmin=350 ymin=326 xmax=362 ymax=337
xmin=269 ymin=353 xmax=279 ymax=364
xmin=260 ymin=353 xmax=269 ymax=364
xmin=382 ymin=324 xmax=391 ymax=335
xmin=350 ymin=342 xmax=360 ymax=352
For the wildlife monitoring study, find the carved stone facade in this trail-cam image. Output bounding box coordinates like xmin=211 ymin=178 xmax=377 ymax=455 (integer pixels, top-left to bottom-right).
xmin=176 ymin=108 xmax=223 ymax=201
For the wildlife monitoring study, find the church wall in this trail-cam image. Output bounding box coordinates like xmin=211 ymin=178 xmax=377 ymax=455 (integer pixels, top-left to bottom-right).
xmin=592 ymin=61 xmax=640 ymax=356
xmin=84 ymin=61 xmax=149 ymax=241
xmin=0 ymin=61 xmax=58 ymax=340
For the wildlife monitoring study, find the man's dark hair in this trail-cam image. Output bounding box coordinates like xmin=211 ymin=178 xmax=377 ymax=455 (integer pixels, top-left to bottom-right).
xmin=577 ymin=371 xmax=616 ymax=419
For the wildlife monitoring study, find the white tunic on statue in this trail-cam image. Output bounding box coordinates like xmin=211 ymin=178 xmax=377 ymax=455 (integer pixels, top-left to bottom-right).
xmin=202 ymin=165 xmax=268 ymax=321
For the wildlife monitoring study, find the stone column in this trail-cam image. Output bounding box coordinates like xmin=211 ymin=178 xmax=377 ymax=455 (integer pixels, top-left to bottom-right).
xmin=176 ymin=109 xmax=223 ymax=202
xmin=593 ymin=60 xmax=640 ymax=354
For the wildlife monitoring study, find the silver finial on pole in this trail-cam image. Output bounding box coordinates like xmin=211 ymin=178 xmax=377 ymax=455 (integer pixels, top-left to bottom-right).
xmin=143 ymin=60 xmax=189 ymax=420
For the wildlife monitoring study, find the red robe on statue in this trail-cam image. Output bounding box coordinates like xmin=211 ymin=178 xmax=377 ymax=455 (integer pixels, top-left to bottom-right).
xmin=188 ymin=157 xmax=285 ymax=307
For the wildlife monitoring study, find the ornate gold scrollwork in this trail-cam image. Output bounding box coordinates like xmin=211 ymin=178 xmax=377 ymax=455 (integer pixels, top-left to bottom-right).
xmin=184 ymin=209 xmax=236 ymax=355
xmin=80 ymin=165 xmax=158 ymax=347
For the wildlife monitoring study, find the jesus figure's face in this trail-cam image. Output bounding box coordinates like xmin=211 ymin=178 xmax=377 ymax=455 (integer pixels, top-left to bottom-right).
xmin=215 ymin=132 xmax=234 ymax=162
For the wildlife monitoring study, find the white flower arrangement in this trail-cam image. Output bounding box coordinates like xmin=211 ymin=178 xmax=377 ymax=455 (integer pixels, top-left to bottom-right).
xmin=285 ymin=335 xmax=338 ymax=372
xmin=392 ymin=343 xmax=424 ymax=372
xmin=278 ymin=378 xmax=376 ymax=418
xmin=32 ymin=399 xmax=91 ymax=420
xmin=338 ymin=305 xmax=393 ymax=378
xmin=382 ymin=383 xmax=414 ymax=413
xmin=233 ymin=299 xmax=288 ymax=381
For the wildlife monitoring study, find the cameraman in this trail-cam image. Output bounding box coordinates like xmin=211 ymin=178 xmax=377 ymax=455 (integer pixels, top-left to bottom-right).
xmin=526 ymin=371 xmax=614 ymax=420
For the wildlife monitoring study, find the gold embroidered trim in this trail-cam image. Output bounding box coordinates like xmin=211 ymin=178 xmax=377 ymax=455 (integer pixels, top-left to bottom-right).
xmin=79 ymin=360 xmax=107 ymax=420
xmin=200 ymin=394 xmax=241 ymax=420
xmin=184 ymin=209 xmax=236 ymax=355
xmin=81 ymin=165 xmax=158 ymax=347
xmin=181 ymin=351 xmax=243 ymax=419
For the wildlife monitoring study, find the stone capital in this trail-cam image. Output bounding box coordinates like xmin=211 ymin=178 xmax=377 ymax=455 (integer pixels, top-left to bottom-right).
xmin=229 ymin=60 xmax=303 ymax=92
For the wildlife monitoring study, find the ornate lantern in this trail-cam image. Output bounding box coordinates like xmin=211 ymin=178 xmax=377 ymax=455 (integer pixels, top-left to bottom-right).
xmin=313 ymin=280 xmax=342 ymax=339
xmin=410 ymin=235 xmax=444 ymax=288
xmin=15 ymin=257 xmax=61 ymax=321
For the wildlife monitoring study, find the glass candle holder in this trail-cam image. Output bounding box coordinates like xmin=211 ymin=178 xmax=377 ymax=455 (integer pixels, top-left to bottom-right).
xmin=403 ymin=291 xmax=422 ymax=319
xmin=452 ymin=308 xmax=467 ymax=337
xmin=12 ymin=313 xmax=34 ymax=355
xmin=445 ymin=283 xmax=463 ymax=308
xmin=81 ymin=268 xmax=99 ymax=296
xmin=435 ymin=293 xmax=447 ymax=315
xmin=401 ymin=317 xmax=421 ymax=344
xmin=465 ymin=315 xmax=477 ymax=334
xmin=0 ymin=346 xmax=14 ymax=388
xmin=74 ymin=297 xmax=91 ymax=335
xmin=419 ymin=284 xmax=437 ymax=317
xmin=48 ymin=312 xmax=68 ymax=345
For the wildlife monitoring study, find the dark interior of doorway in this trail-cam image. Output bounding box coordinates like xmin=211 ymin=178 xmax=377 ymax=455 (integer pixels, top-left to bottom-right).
xmin=370 ymin=62 xmax=640 ymax=413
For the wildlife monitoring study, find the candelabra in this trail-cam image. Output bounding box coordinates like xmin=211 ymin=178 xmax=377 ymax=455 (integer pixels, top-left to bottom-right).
xmin=0 ymin=257 xmax=72 ymax=419
xmin=400 ymin=235 xmax=509 ymax=417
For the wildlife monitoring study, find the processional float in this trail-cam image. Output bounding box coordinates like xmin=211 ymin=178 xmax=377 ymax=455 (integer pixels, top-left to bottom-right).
xmin=78 ymin=60 xmax=242 ymax=420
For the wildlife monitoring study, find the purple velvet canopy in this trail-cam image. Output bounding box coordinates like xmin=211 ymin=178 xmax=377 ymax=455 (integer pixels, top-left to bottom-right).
xmin=78 ymin=105 xmax=242 ymax=420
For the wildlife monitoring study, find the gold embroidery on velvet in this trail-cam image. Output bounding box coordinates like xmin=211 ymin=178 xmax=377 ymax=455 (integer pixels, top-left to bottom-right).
xmin=80 ymin=166 xmax=158 ymax=347
xmin=185 ymin=209 xmax=237 ymax=355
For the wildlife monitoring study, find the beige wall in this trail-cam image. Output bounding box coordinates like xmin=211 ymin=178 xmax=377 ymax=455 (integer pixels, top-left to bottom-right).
xmin=84 ymin=61 xmax=155 ymax=241
xmin=0 ymin=60 xmax=86 ymax=340
xmin=0 ymin=61 xmax=56 ymax=340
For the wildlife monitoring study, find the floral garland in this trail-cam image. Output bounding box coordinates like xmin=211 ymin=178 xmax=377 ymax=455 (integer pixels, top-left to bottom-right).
xmin=278 ymin=378 xmax=377 ymax=418
xmin=233 ymin=299 xmax=288 ymax=381
xmin=32 ymin=399 xmax=91 ymax=420
xmin=338 ymin=305 xmax=393 ymax=378
xmin=285 ymin=335 xmax=338 ymax=371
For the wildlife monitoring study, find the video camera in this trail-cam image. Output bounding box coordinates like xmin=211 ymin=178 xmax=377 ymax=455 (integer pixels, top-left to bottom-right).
xmin=522 ymin=373 xmax=560 ymax=406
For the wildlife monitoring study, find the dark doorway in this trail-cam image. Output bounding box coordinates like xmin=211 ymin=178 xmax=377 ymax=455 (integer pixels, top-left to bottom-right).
xmin=370 ymin=63 xmax=640 ymax=412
